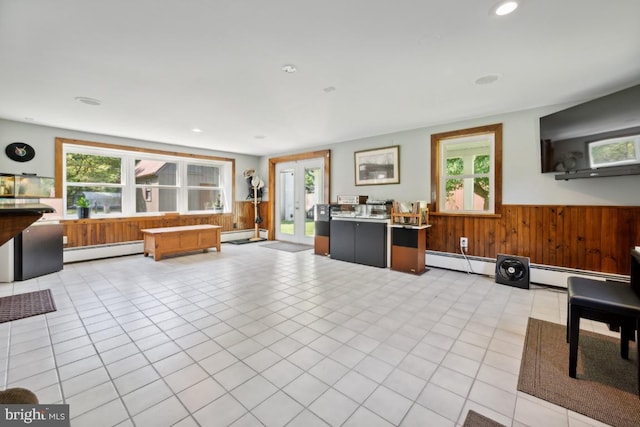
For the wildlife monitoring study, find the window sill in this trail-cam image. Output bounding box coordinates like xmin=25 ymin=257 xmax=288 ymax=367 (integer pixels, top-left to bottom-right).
xmin=430 ymin=211 xmax=502 ymax=219
xmin=61 ymin=212 xmax=232 ymax=222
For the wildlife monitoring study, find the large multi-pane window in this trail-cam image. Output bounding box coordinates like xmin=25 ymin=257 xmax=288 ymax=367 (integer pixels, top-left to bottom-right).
xmin=431 ymin=124 xmax=502 ymax=215
xmin=61 ymin=143 xmax=233 ymax=218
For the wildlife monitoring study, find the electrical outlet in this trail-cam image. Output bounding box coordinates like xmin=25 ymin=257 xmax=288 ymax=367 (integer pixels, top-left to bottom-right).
xmin=460 ymin=237 xmax=468 ymax=249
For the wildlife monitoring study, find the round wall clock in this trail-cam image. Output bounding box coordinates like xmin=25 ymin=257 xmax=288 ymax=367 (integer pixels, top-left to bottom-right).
xmin=5 ymin=142 xmax=36 ymax=162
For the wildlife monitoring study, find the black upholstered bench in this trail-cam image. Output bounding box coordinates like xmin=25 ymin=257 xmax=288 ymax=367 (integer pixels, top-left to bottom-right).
xmin=567 ymin=275 xmax=640 ymax=395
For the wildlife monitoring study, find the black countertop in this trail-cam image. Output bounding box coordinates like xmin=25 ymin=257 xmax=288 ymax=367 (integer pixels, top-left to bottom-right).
xmin=0 ymin=203 xmax=55 ymax=214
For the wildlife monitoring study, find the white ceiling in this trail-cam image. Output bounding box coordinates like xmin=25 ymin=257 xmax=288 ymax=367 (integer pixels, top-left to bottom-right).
xmin=1 ymin=0 xmax=639 ymax=156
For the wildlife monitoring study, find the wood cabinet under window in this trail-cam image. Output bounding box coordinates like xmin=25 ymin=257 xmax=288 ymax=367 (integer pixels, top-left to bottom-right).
xmin=390 ymin=225 xmax=430 ymax=274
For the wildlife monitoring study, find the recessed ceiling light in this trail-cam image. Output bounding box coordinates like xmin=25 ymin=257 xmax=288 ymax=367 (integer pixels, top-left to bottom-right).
xmin=492 ymin=1 xmax=519 ymax=16
xmin=282 ymin=64 xmax=297 ymax=73
xmin=192 ymin=128 xmax=202 ymax=133
xmin=75 ymin=96 xmax=101 ymax=106
xmin=475 ymin=74 xmax=501 ymax=85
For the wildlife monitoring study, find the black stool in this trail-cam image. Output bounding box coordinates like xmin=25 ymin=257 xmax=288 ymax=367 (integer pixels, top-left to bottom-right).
xmin=567 ymin=276 xmax=640 ymax=396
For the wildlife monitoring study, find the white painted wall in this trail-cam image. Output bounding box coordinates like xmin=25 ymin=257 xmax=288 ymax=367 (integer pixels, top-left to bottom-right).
xmin=3 ymin=101 xmax=639 ymax=208
xmin=0 ymin=119 xmax=261 ymax=200
xmin=262 ymin=104 xmax=640 ymax=206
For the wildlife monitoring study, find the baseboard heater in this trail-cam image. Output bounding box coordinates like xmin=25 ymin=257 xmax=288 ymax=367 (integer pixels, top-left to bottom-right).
xmin=425 ymin=250 xmax=629 ymax=289
xmin=63 ymin=229 xmax=268 ymax=264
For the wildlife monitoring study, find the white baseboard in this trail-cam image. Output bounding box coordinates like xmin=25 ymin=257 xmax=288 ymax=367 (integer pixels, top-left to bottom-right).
xmin=64 ymin=241 xmax=144 ymax=263
xmin=63 ymin=229 xmax=268 ymax=263
xmin=425 ymin=250 xmax=629 ymax=289
xmin=61 ymin=238 xmax=628 ymax=288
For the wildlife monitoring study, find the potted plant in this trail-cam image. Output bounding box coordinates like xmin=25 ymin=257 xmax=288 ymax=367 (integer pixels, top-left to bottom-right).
xmin=77 ymin=196 xmax=91 ymax=219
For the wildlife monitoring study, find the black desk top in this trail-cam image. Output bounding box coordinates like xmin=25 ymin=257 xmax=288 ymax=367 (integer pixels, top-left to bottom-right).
xmin=0 ymin=203 xmax=55 ymax=215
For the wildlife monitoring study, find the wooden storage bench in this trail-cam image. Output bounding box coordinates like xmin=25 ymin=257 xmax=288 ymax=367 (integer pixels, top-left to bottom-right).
xmin=141 ymin=224 xmax=221 ymax=261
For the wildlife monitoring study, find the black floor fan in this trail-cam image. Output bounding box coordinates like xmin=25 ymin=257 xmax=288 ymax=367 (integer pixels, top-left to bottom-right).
xmin=495 ymin=254 xmax=530 ymax=289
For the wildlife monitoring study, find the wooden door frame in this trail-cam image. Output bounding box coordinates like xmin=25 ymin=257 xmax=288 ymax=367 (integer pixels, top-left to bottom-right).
xmin=268 ymin=150 xmax=331 ymax=240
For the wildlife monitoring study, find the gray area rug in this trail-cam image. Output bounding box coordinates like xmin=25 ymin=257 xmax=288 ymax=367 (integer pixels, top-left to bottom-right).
xmin=261 ymin=242 xmax=313 ymax=253
xmin=518 ymin=317 xmax=640 ymax=427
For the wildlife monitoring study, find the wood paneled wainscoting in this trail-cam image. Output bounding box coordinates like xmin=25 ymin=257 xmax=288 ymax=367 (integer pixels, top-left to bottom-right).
xmin=427 ymin=205 xmax=640 ymax=276
xmin=62 ymin=201 xmax=270 ymax=248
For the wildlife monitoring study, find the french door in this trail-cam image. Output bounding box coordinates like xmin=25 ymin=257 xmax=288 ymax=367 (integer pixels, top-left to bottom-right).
xmin=275 ymin=158 xmax=324 ymax=245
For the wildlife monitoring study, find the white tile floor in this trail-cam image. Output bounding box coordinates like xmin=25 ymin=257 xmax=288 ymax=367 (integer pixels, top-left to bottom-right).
xmin=0 ymin=242 xmax=617 ymax=427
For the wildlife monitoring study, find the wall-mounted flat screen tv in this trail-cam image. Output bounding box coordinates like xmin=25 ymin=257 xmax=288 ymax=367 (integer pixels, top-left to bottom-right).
xmin=540 ymin=84 xmax=640 ymax=180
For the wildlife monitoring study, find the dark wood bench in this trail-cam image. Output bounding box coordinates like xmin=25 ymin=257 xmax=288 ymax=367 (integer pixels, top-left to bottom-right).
xmin=567 ymin=249 xmax=640 ymax=395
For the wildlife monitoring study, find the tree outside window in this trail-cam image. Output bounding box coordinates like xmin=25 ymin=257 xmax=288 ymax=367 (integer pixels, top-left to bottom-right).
xmin=431 ymin=124 xmax=502 ymax=215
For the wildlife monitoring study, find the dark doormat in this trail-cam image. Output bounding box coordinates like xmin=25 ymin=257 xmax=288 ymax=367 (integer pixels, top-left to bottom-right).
xmin=518 ymin=317 xmax=640 ymax=427
xmin=0 ymin=289 xmax=56 ymax=323
xmin=227 ymin=238 xmax=267 ymax=245
xmin=462 ymin=410 xmax=506 ymax=427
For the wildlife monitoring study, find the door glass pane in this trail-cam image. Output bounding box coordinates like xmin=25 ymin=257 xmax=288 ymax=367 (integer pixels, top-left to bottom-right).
xmin=279 ymin=170 xmax=295 ymax=236
xmin=305 ymin=167 xmax=321 ymax=237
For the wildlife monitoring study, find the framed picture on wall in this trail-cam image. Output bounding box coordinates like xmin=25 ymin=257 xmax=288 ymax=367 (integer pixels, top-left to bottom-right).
xmin=354 ymin=145 xmax=400 ymax=185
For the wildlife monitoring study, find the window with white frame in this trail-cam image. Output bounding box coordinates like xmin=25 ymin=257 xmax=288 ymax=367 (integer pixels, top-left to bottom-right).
xmin=62 ymin=143 xmax=233 ymax=218
xmin=431 ymin=124 xmax=502 ymax=215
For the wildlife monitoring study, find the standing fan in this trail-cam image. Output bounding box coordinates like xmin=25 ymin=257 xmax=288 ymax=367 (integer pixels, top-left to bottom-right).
xmin=495 ymin=254 xmax=530 ymax=289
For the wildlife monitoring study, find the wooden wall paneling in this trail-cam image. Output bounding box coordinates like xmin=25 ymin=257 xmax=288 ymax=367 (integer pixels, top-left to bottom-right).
xmin=471 ymin=216 xmax=480 ymax=255
xmin=540 ymin=206 xmax=550 ymax=265
xmin=522 ymin=206 xmax=533 ymax=258
xmin=62 ymin=210 xmax=249 ymax=248
xmin=533 ymin=206 xmax=543 ymax=264
xmin=502 ymin=205 xmax=514 ymax=255
xmin=566 ymin=206 xmax=575 ymax=269
xmin=550 ymin=206 xmax=559 ymax=266
xmin=59 ymin=204 xmax=640 ymax=275
xmin=426 ymin=205 xmax=640 ymax=275
xmin=448 ymin=216 xmax=457 ymax=253
xmin=489 ymin=213 xmax=498 ymax=254
xmin=556 ymin=206 xmax=565 ymax=265
xmin=599 ymin=207 xmax=611 ymax=272
xmin=570 ymin=207 xmax=582 ymax=270
xmin=515 ymin=206 xmax=525 ymax=257
xmin=557 ymin=206 xmax=566 ymax=267
xmin=585 ymin=207 xmax=600 ymax=271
